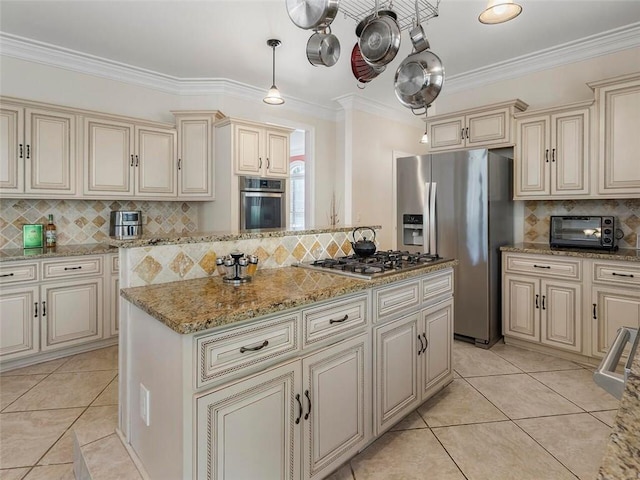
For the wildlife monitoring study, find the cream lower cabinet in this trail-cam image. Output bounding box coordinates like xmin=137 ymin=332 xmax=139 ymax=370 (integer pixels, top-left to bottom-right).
xmin=514 ymin=103 xmax=590 ymax=199
xmin=502 ymin=253 xmax=582 ymax=353
xmin=0 ymin=102 xmax=77 ymax=197
xmin=589 ymin=73 xmax=640 ymax=197
xmin=196 ymin=333 xmax=370 ymax=480
xmin=0 ymin=285 xmax=39 ymax=361
xmin=590 ymin=260 xmax=640 ymax=359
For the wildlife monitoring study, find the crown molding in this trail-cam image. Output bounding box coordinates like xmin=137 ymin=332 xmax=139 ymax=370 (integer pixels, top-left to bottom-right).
xmin=333 ymin=94 xmax=424 ymax=128
xmin=445 ymin=22 xmax=640 ymax=94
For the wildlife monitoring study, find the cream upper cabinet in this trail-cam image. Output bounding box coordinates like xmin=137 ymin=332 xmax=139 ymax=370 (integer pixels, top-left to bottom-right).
xmin=217 ymin=118 xmax=292 ymax=178
xmin=427 ymin=100 xmax=528 ymax=152
xmin=173 ymin=111 xmax=224 ymax=199
xmin=589 ymin=73 xmax=640 ymax=197
xmin=84 ymin=116 xmax=177 ymax=198
xmin=0 ymin=102 xmax=77 ymax=197
xmin=514 ymin=103 xmax=591 ymax=199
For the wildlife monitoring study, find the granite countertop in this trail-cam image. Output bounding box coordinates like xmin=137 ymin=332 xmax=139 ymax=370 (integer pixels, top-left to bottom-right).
xmin=0 ymin=243 xmax=117 ymax=262
xmin=500 ymin=243 xmax=640 ymax=262
xmin=107 ymin=225 xmax=382 ymax=248
xmin=121 ymin=259 xmax=458 ymax=334
xmin=598 ymin=347 xmax=640 ymax=479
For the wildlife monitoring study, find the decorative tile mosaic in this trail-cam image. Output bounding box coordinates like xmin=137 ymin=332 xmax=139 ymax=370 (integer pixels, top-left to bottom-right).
xmin=523 ymin=199 xmax=640 ymax=248
xmin=122 ymin=231 xmax=357 ymax=287
xmin=0 ymin=199 xmax=198 ymax=249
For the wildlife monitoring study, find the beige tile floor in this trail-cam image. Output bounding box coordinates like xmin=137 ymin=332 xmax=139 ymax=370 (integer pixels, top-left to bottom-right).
xmin=329 ymin=340 xmax=619 ymax=480
xmin=0 ymin=341 xmax=618 ymax=480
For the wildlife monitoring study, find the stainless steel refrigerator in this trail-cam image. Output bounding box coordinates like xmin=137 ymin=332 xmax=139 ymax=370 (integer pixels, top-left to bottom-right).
xmin=396 ymin=148 xmax=513 ymax=347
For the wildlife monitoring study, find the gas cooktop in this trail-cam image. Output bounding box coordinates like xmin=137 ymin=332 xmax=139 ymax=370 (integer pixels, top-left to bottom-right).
xmin=295 ymin=251 xmax=444 ymax=280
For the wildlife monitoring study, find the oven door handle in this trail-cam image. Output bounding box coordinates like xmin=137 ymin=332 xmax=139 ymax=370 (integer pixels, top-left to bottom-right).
xmin=593 ymin=327 xmax=638 ymax=400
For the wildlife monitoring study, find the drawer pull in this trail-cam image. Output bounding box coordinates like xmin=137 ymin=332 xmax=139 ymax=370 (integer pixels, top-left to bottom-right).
xmin=533 ymin=264 xmax=551 ymax=269
xmin=593 ymin=303 xmax=597 ymax=320
xmin=295 ymin=394 xmax=303 ymax=425
xmin=64 ymin=266 xmax=83 ymax=271
xmin=417 ymin=334 xmax=425 ymax=355
xmin=329 ymin=314 xmax=349 ymax=324
xmin=612 ymin=272 xmax=634 ymax=278
xmin=239 ymin=340 xmax=268 ymax=353
xmin=422 ymin=333 xmax=428 ymax=353
xmin=304 ymin=390 xmax=311 ymax=420
xmin=0 ymin=273 xmax=15 ymax=278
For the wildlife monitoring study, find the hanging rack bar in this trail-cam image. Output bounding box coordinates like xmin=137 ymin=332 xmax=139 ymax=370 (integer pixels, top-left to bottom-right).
xmin=339 ymin=0 xmax=440 ymax=31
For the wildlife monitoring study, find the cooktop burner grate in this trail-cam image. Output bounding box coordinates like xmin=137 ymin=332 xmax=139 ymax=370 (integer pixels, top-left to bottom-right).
xmin=297 ymin=251 xmax=443 ymax=279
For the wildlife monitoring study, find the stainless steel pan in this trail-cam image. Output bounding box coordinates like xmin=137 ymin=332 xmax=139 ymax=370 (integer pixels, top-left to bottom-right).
xmin=286 ymin=0 xmax=339 ymax=30
xmin=358 ymin=0 xmax=401 ymax=68
xmin=394 ymin=49 xmax=444 ymax=113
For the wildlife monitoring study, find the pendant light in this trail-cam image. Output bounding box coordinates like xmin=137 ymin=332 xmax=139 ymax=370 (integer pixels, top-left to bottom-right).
xmin=479 ymin=0 xmax=522 ymax=24
xmin=419 ymin=110 xmax=429 ymax=144
xmin=263 ymin=39 xmax=284 ymax=105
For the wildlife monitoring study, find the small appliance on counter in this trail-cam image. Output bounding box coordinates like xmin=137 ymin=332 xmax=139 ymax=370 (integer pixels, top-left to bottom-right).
xmin=549 ymin=215 xmax=618 ymax=251
xmin=109 ymin=210 xmax=143 ymax=239
xmin=216 ymin=253 xmax=259 ymax=285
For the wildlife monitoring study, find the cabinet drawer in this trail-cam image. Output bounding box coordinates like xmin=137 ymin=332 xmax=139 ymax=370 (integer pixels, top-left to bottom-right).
xmin=592 ymin=261 xmax=640 ymax=287
xmin=42 ymin=256 xmax=103 ymax=279
xmin=302 ymin=293 xmax=368 ymax=347
xmin=373 ymin=279 xmax=421 ymax=323
xmin=504 ymin=254 xmax=581 ymax=280
xmin=196 ymin=313 xmax=300 ymax=389
xmin=422 ymin=269 xmax=454 ymax=305
xmin=0 ymin=262 xmax=38 ymax=285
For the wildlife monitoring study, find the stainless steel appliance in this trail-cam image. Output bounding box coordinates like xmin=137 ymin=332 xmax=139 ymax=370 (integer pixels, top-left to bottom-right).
xmin=239 ymin=176 xmax=286 ymax=231
xmin=295 ymin=250 xmax=446 ymax=280
xmin=396 ymin=149 xmax=514 ymax=347
xmin=594 ymin=327 xmax=639 ymax=399
xmin=550 ymin=215 xmax=617 ymax=251
xmin=109 ymin=210 xmax=143 ymax=239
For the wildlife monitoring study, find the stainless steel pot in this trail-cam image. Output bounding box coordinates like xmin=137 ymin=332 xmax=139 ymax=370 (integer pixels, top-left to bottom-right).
xmin=286 ymin=0 xmax=339 ymax=30
xmin=409 ymin=0 xmax=429 ymax=52
xmin=358 ymin=0 xmax=401 ymax=68
xmin=394 ymin=49 xmax=445 ymax=113
xmin=306 ymin=28 xmax=340 ymax=67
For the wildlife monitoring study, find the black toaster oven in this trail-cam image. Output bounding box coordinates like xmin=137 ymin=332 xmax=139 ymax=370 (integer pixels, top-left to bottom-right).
xmin=549 ymin=216 xmax=617 ymax=250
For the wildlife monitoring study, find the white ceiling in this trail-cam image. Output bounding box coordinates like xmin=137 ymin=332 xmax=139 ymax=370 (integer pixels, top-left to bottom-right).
xmin=1 ymin=0 xmax=640 ymax=111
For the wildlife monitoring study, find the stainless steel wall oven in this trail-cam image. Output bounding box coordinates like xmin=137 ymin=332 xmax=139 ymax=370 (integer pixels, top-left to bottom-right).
xmin=239 ymin=176 xmax=286 ymax=230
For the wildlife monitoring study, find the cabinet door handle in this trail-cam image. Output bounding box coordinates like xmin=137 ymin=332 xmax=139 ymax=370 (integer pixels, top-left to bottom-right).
xmin=266 ymin=158 xmax=270 ymax=169
xmin=135 ymin=155 xmax=139 ymax=167
xmin=19 ymin=144 xmax=23 ymax=159
xmin=535 ymin=294 xmax=539 ymax=309
xmin=417 ymin=334 xmax=425 ymax=355
xmin=461 ymin=128 xmax=465 ymax=141
xmin=64 ymin=266 xmax=82 ymax=271
xmin=593 ymin=303 xmax=597 ymax=320
xmin=329 ymin=314 xmax=348 ymax=324
xmin=34 ymin=302 xmax=38 ymax=318
xmin=130 ymin=154 xmax=134 ymax=167
xmin=422 ymin=333 xmax=428 ymax=353
xmin=541 ymin=295 xmax=546 ymax=310
xmin=465 ymin=127 xmax=469 ymax=139
xmin=294 ymin=393 xmax=303 ymax=425
xmin=26 ymin=145 xmax=30 ymax=159
xmin=551 ymin=148 xmax=556 ymax=162
xmin=304 ymin=390 xmax=311 ymax=420
xmin=0 ymin=273 xmax=15 ymax=278
xmin=545 ymin=149 xmax=549 ymax=163
xmin=177 ymin=158 xmax=182 ymax=171
xmin=42 ymin=301 xmax=46 ymax=317
xmin=259 ymin=157 xmax=262 ymax=169
xmin=533 ymin=264 xmax=551 ymax=269
xmin=239 ymin=339 xmax=268 ymax=353
xmin=612 ymin=272 xmax=634 ymax=278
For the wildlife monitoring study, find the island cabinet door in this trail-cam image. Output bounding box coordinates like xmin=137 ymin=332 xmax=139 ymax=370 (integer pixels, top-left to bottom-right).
xmin=420 ymin=299 xmax=453 ymax=398
xmin=301 ymin=333 xmax=371 ymax=480
xmin=373 ymin=312 xmax=420 ymax=436
xmin=195 ymin=360 xmax=301 ymax=480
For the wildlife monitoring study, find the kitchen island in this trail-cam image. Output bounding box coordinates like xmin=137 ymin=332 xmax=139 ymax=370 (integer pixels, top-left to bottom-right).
xmin=113 ymin=226 xmax=457 ymax=479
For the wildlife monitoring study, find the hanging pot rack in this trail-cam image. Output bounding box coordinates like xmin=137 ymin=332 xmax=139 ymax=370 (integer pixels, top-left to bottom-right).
xmin=338 ymin=0 xmax=440 ymax=32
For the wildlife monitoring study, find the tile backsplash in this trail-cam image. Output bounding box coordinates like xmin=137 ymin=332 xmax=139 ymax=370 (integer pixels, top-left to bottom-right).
xmin=0 ymin=199 xmax=198 ymax=249
xmin=523 ymin=199 xmax=640 ymax=249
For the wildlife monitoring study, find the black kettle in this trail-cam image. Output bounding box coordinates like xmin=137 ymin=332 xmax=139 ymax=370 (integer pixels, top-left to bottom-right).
xmin=351 ymin=227 xmax=377 ymax=257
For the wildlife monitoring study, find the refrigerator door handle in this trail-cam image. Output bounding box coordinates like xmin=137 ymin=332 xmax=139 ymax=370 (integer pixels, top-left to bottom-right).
xmin=429 ymin=182 xmax=437 ymax=255
xmin=423 ymin=182 xmax=431 ymax=254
